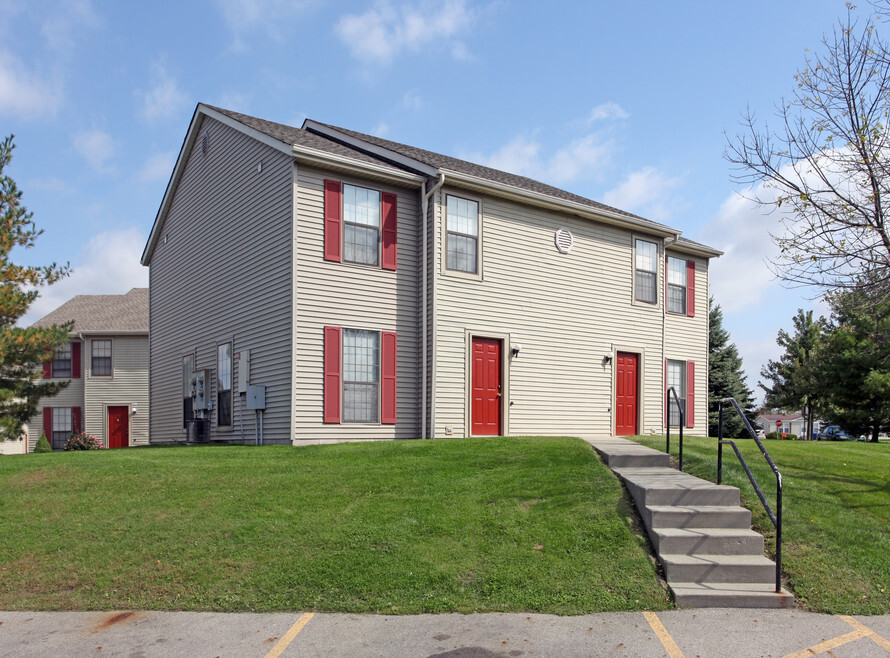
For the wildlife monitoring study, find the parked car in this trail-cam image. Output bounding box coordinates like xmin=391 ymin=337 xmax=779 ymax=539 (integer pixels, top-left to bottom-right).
xmin=816 ymin=425 xmax=853 ymax=441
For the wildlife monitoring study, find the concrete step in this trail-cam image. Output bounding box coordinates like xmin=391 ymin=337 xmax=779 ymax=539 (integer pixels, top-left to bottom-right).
xmin=590 ymin=440 xmax=670 ymax=469
xmin=613 ymin=467 xmax=740 ymax=507
xmin=670 ymin=582 xmax=795 ymax=608
xmin=647 ymin=505 xmax=752 ymax=530
xmin=653 ymin=527 xmax=765 ymax=556
xmin=661 ymin=553 xmax=777 ymax=584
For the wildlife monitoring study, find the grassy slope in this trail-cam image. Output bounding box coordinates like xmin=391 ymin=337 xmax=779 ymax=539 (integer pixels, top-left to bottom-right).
xmin=633 ymin=436 xmax=890 ymax=615
xmin=0 ymin=437 xmax=670 ymax=614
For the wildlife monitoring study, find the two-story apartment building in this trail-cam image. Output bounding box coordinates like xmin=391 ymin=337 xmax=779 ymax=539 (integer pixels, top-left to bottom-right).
xmin=27 ymin=288 xmax=149 ymax=451
xmin=142 ymin=105 xmax=720 ymax=444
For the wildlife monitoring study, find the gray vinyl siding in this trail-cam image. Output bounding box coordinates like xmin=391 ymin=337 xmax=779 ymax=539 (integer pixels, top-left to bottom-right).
xmin=83 ymin=335 xmax=149 ymax=446
xmin=148 ymin=117 xmax=294 ymax=444
xmin=431 ymin=186 xmax=708 ymax=438
xmin=26 ymin=341 xmax=85 ymax=452
xmin=292 ymin=164 xmax=421 ymax=440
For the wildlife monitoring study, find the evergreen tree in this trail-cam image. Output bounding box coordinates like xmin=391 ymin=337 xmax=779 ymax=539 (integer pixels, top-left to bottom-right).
xmin=0 ymin=135 xmax=70 ymax=441
xmin=818 ymin=277 xmax=890 ymax=442
xmin=708 ymin=298 xmax=756 ymax=437
xmin=759 ymin=309 xmax=824 ymax=439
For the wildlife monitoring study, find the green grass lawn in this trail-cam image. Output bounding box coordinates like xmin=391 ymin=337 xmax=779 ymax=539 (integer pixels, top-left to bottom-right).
xmin=0 ymin=437 xmax=670 ymax=614
xmin=632 ymin=435 xmax=890 ymax=615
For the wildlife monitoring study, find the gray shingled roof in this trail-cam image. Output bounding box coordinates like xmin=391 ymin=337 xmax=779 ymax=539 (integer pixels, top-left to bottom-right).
xmin=204 ymin=105 xmax=408 ymax=171
xmin=31 ymin=288 xmax=148 ymax=333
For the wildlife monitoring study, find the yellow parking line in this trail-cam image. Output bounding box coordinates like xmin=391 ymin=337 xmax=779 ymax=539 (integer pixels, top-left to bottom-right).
xmin=838 ymin=615 xmax=890 ymax=651
xmin=643 ymin=611 xmax=685 ymax=658
xmin=265 ymin=612 xmax=315 ymax=658
xmin=782 ymin=629 xmax=867 ymax=658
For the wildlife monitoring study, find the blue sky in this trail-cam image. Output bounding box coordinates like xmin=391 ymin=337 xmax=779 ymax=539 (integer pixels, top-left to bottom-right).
xmin=2 ymin=0 xmax=850 ymax=400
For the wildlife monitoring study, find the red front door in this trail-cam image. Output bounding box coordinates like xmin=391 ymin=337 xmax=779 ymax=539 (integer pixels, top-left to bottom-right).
xmin=472 ymin=337 xmax=502 ymax=435
xmin=107 ymin=406 xmax=129 ymax=448
xmin=615 ymin=352 xmax=638 ymax=436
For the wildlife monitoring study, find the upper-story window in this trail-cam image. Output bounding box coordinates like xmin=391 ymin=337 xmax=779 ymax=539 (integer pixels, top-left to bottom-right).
xmin=343 ymin=184 xmax=381 ymax=266
xmin=217 ymin=343 xmax=232 ymax=428
xmin=51 ymin=343 xmax=73 ymax=378
xmin=91 ymin=339 xmax=112 ymax=376
xmin=635 ymin=239 xmax=658 ymax=304
xmin=667 ymin=257 xmax=687 ymax=314
xmin=446 ymin=195 xmax=479 ymax=274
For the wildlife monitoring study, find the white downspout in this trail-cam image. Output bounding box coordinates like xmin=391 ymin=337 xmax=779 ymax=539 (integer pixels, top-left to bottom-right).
xmin=421 ymin=173 xmax=445 ymax=439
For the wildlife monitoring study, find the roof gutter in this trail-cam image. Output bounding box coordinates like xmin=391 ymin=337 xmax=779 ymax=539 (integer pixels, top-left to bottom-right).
xmin=291 ymin=144 xmax=425 ymax=187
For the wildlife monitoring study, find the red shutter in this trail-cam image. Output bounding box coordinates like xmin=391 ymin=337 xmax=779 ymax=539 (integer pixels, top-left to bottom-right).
xmin=687 ymin=361 xmax=695 ymax=428
xmin=43 ymin=407 xmax=52 ymax=440
xmin=381 ymin=331 xmax=397 ymax=424
xmin=71 ymin=342 xmax=81 ymax=379
xmin=381 ymin=192 xmax=398 ymax=271
xmin=43 ymin=359 xmax=51 ymax=379
xmin=72 ymin=407 xmax=82 ymax=434
xmin=324 ymin=180 xmax=342 ymax=262
xmin=323 ymin=326 xmax=341 ymax=423
xmin=687 ymin=260 xmax=696 ymax=317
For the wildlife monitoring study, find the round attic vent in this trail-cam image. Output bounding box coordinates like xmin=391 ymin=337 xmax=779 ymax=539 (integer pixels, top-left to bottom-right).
xmin=554 ymin=228 xmax=574 ymax=254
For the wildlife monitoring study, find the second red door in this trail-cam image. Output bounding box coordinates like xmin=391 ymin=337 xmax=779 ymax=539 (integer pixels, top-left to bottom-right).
xmin=471 ymin=338 xmax=502 ymax=435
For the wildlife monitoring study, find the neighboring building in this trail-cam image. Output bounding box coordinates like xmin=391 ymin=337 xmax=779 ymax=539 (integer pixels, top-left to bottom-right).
xmin=756 ymin=413 xmax=805 ymax=437
xmin=141 ymin=104 xmax=721 ymax=445
xmin=26 ymin=288 xmax=149 ymax=451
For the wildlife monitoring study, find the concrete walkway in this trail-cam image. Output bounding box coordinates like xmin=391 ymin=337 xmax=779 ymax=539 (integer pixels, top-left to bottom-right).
xmin=2 ymin=608 xmax=890 ymax=656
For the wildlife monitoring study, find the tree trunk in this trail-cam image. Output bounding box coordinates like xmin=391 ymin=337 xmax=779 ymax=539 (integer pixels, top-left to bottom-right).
xmin=871 ymin=425 xmax=880 ymax=443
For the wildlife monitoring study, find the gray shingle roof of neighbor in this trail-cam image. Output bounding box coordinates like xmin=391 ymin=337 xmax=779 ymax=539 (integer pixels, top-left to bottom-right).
xmin=30 ymin=288 xmax=148 ymax=333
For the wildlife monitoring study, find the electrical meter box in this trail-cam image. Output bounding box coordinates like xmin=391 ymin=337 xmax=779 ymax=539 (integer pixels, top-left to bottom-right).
xmin=246 ymin=385 xmax=266 ymax=410
xmin=191 ymin=369 xmax=212 ymax=411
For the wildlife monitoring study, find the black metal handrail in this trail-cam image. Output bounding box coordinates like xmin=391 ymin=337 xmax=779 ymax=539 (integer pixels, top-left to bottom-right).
xmin=718 ymin=397 xmax=784 ymax=593
xmin=665 ymin=386 xmax=684 ymax=471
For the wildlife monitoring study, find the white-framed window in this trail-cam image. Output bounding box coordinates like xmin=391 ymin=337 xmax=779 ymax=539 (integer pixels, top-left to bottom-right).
xmin=182 ymin=353 xmax=195 ymax=429
xmin=217 ymin=343 xmax=232 ymax=427
xmin=666 ymin=359 xmax=687 ymax=427
xmin=343 ymin=328 xmax=379 ymax=423
xmin=343 ymin=184 xmax=381 ymax=266
xmin=446 ymin=195 xmax=479 ymax=274
xmin=52 ymin=407 xmax=72 ymax=450
xmin=635 ymin=239 xmax=658 ymax=304
xmin=91 ymin=339 xmax=112 ymax=376
xmin=51 ymin=342 xmax=72 ymax=378
xmin=667 ymin=256 xmax=687 ymax=314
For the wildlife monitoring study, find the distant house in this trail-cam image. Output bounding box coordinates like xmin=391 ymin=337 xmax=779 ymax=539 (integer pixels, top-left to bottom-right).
xmin=756 ymin=413 xmax=804 ymax=436
xmin=141 ymin=104 xmax=721 ymax=445
xmin=26 ymin=288 xmax=149 ymax=451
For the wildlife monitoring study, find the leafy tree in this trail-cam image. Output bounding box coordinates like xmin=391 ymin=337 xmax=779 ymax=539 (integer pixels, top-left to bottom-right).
xmin=759 ymin=309 xmax=825 ymax=439
xmin=0 ymin=135 xmax=70 ymax=441
xmin=725 ymin=4 xmax=890 ymax=295
xmin=708 ymin=298 xmax=756 ymax=437
xmin=818 ymin=277 xmax=890 ymax=442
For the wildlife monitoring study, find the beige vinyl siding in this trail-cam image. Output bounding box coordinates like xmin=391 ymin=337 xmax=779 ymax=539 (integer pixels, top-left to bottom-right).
xmin=83 ymin=335 xmax=149 ymax=446
xmin=26 ymin=341 xmax=85 ymax=452
xmin=664 ymin=256 xmax=709 ymax=435
xmin=431 ymin=186 xmax=702 ymax=438
xmin=148 ymin=117 xmax=295 ymax=444
xmin=292 ymin=164 xmax=420 ymax=440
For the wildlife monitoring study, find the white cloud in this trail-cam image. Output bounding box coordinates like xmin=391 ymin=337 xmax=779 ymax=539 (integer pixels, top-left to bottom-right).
xmin=138 ymin=151 xmax=176 ymax=183
xmin=400 ymin=89 xmax=424 ymax=111
xmin=0 ymin=50 xmax=61 ymax=117
xmin=373 ymin=122 xmax=389 ymax=137
xmin=139 ymin=65 xmax=188 ymax=121
xmin=72 ymin=129 xmax=115 ymax=171
xmin=602 ymin=166 xmax=683 ymax=220
xmin=588 ymin=102 xmax=629 ymax=122
xmin=215 ymin=0 xmax=311 ymax=46
xmin=336 ymin=0 xmax=477 ymax=65
xmin=21 ymin=228 xmax=149 ymax=327
xmin=467 ymin=132 xmax=614 ymax=186
xmin=41 ymin=0 xmax=101 ymax=50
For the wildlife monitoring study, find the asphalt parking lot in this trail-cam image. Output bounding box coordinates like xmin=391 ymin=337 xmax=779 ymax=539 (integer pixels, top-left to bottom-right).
xmin=2 ymin=608 xmax=890 ymax=657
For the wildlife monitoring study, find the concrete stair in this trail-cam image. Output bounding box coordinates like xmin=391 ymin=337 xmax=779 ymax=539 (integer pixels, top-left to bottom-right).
xmin=586 ymin=437 xmax=794 ymax=609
